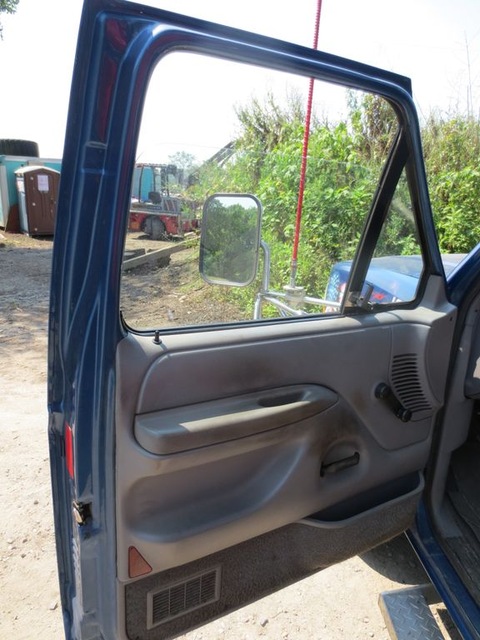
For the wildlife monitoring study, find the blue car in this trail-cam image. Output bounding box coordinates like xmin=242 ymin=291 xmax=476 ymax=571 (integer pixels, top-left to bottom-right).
xmin=48 ymin=1 xmax=480 ymax=638
xmin=327 ymin=254 xmax=467 ymax=305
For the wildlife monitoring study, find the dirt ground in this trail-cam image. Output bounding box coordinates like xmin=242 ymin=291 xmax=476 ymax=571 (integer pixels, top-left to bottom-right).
xmin=0 ymin=230 xmax=459 ymax=640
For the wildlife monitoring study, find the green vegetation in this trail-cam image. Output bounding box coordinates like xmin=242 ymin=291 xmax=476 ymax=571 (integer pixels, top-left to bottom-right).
xmin=423 ymin=115 xmax=480 ymax=253
xmin=0 ymin=0 xmax=19 ymax=38
xmin=200 ymin=197 xmax=260 ymax=285
xmin=188 ymin=91 xmax=480 ymax=310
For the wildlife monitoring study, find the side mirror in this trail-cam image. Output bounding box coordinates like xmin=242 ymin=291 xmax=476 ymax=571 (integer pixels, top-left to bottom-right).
xmin=199 ymin=193 xmax=262 ymax=286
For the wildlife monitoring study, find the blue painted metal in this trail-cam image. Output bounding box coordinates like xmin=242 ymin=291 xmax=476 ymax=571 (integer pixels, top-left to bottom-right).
xmin=131 ymin=164 xmax=177 ymax=201
xmin=327 ymin=254 xmax=465 ymax=305
xmin=408 ymin=504 xmax=480 ymax=639
xmin=47 ymin=0 xmax=451 ymax=637
xmin=446 ymin=242 xmax=480 ymax=307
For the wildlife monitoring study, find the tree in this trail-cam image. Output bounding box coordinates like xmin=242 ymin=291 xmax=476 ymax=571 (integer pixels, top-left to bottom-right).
xmin=348 ymin=91 xmax=398 ymax=162
xmin=0 ymin=0 xmax=19 ymax=38
xmin=422 ymin=113 xmax=480 ymax=253
xmin=167 ymin=151 xmax=198 ymax=189
xmin=197 ymin=90 xmax=480 ymax=315
xmin=234 ymin=91 xmax=306 ymax=185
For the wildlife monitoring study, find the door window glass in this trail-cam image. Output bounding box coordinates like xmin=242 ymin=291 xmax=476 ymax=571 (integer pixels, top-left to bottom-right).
xmin=339 ymin=170 xmax=424 ymax=309
xmin=120 ymin=53 xmax=410 ymax=330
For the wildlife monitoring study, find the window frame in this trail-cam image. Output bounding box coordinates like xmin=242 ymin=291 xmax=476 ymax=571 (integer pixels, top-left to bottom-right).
xmin=115 ymin=28 xmax=441 ymax=336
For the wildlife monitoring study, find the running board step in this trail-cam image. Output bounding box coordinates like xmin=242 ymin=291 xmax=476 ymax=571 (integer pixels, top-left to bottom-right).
xmin=379 ymin=584 xmax=444 ymax=640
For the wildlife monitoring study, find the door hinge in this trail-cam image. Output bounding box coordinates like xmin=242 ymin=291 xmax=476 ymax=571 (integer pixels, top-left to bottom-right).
xmin=72 ymin=500 xmax=91 ymax=526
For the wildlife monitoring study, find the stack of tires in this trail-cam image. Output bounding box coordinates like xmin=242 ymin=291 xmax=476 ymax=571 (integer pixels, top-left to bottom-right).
xmin=0 ymin=139 xmax=39 ymax=157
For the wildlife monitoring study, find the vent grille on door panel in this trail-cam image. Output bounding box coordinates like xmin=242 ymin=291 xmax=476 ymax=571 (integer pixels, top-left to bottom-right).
xmin=148 ymin=567 xmax=220 ymax=628
xmin=391 ymin=354 xmax=432 ymax=414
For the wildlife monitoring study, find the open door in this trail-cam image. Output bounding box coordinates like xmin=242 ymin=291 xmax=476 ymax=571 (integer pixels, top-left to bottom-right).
xmin=48 ymin=1 xmax=456 ymax=638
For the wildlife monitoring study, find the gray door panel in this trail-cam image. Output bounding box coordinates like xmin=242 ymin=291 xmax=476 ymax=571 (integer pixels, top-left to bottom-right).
xmin=124 ymin=501 xmax=421 ymax=639
xmin=115 ymin=285 xmax=456 ymax=602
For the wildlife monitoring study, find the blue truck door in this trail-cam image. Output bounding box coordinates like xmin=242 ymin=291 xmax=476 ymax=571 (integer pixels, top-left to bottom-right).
xmin=48 ymin=1 xmax=455 ymax=638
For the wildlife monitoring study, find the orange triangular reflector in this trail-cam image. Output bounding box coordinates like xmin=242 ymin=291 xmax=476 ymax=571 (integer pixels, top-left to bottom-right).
xmin=128 ymin=546 xmax=152 ymax=578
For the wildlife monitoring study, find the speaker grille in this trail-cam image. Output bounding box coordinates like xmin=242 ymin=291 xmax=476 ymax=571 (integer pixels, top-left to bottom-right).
xmin=148 ymin=567 xmax=220 ymax=628
xmin=391 ymin=353 xmax=432 ymax=414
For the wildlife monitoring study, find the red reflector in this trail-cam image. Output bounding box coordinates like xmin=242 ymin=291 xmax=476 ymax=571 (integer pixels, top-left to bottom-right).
xmin=65 ymin=423 xmax=74 ymax=479
xmin=128 ymin=546 xmax=152 ymax=578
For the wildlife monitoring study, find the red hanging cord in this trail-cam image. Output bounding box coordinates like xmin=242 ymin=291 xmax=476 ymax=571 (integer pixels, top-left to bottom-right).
xmin=290 ymin=0 xmax=323 ymax=286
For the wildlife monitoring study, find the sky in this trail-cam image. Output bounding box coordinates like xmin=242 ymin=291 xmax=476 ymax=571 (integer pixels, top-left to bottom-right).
xmin=0 ymin=0 xmax=479 ymax=160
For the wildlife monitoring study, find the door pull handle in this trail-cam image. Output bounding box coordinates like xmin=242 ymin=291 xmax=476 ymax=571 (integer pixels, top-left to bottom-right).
xmin=320 ymin=452 xmax=360 ymax=477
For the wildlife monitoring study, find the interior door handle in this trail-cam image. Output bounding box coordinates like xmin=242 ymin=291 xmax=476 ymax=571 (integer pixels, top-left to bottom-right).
xmin=257 ymin=388 xmax=320 ymax=408
xmin=320 ymin=452 xmax=360 ymax=476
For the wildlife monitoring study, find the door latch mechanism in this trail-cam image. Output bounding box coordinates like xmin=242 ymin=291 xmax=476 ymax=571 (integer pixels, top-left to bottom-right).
xmin=72 ymin=501 xmax=91 ymax=526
